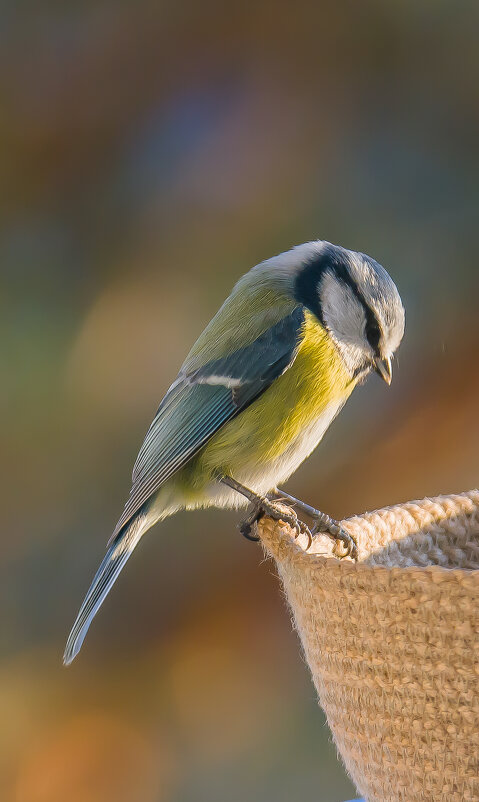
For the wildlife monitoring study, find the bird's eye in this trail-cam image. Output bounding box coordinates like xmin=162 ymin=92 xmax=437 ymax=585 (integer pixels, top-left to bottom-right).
xmin=365 ymin=320 xmax=381 ymax=349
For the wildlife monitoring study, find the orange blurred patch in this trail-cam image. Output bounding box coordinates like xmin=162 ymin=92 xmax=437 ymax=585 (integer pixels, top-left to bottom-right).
xmin=164 ymin=594 xmax=293 ymax=763
xmin=15 ymin=712 xmax=168 ymax=802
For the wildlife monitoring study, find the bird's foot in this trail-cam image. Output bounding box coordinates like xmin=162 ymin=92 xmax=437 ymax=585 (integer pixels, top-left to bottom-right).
xmin=309 ymin=511 xmax=357 ymax=560
xmin=239 ymin=495 xmax=313 ymax=547
xmin=219 ymin=475 xmax=321 ymax=553
xmin=270 ymin=488 xmax=358 ymax=560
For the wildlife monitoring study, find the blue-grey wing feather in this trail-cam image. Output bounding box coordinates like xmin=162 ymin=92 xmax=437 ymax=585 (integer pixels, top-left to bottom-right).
xmin=112 ymin=306 xmax=304 ymax=538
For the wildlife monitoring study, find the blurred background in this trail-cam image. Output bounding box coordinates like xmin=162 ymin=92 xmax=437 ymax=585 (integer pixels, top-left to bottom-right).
xmin=2 ymin=1 xmax=479 ymax=800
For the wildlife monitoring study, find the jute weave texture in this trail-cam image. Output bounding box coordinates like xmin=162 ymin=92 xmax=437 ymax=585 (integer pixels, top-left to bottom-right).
xmin=258 ymin=490 xmax=479 ymax=802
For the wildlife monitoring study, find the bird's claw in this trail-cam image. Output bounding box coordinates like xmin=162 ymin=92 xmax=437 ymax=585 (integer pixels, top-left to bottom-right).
xmin=259 ymin=497 xmax=302 ymax=535
xmin=311 ymin=514 xmax=358 ymax=559
xmin=297 ymin=521 xmax=313 ymax=550
xmin=238 ymin=507 xmax=262 ymax=541
xmin=239 ymin=497 xmax=303 ymax=543
xmin=333 ymin=529 xmax=358 ymax=560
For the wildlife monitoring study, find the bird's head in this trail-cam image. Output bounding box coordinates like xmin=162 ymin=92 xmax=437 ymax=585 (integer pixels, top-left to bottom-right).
xmin=285 ymin=241 xmax=405 ymax=383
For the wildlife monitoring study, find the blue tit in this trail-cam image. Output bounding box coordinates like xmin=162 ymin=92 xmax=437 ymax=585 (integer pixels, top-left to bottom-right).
xmin=64 ymin=240 xmax=405 ymax=664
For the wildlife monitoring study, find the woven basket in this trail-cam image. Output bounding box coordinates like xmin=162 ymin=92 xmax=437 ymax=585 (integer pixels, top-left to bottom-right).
xmin=258 ymin=490 xmax=479 ymax=802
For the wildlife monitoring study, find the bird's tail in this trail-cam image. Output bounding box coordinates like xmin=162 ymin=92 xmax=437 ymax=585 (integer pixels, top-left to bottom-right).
xmin=63 ymin=509 xmax=149 ymax=666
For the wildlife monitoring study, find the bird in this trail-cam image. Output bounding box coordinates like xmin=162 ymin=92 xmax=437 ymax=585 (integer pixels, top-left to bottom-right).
xmin=64 ymin=240 xmax=405 ymax=665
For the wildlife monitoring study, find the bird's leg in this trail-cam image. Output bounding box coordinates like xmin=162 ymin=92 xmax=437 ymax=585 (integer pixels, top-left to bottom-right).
xmin=219 ymin=475 xmax=308 ymax=543
xmin=270 ymin=487 xmax=358 ymax=560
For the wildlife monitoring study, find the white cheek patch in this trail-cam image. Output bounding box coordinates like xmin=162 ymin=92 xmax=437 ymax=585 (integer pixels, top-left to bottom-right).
xmin=319 ymin=271 xmax=367 ymax=349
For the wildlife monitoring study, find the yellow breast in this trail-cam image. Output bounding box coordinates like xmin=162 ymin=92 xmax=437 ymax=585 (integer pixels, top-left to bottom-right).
xmin=197 ymin=311 xmax=355 ymax=477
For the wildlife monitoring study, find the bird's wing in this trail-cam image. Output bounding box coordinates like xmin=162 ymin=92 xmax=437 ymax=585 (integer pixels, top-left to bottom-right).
xmin=111 ymin=305 xmax=304 ymax=538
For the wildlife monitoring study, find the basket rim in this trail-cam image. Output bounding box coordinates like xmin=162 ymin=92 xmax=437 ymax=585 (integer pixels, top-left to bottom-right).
xmin=259 ymin=489 xmax=479 ymax=582
xmin=272 ymin=530 xmax=479 ymax=581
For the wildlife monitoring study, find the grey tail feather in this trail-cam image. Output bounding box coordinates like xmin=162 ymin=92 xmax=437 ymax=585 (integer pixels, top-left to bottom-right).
xmin=63 ymin=511 xmax=147 ymax=666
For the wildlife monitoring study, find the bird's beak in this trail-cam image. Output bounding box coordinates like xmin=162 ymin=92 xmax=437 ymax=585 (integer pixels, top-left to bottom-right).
xmin=375 ymin=356 xmax=392 ymax=385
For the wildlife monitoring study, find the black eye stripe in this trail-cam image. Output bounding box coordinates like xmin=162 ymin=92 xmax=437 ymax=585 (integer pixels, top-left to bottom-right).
xmin=294 ymin=247 xmax=382 ymax=354
xmin=365 ymin=319 xmax=381 ymax=350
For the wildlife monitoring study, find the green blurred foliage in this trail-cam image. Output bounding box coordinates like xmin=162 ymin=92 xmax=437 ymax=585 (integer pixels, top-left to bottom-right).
xmin=1 ymin=1 xmax=479 ymax=800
